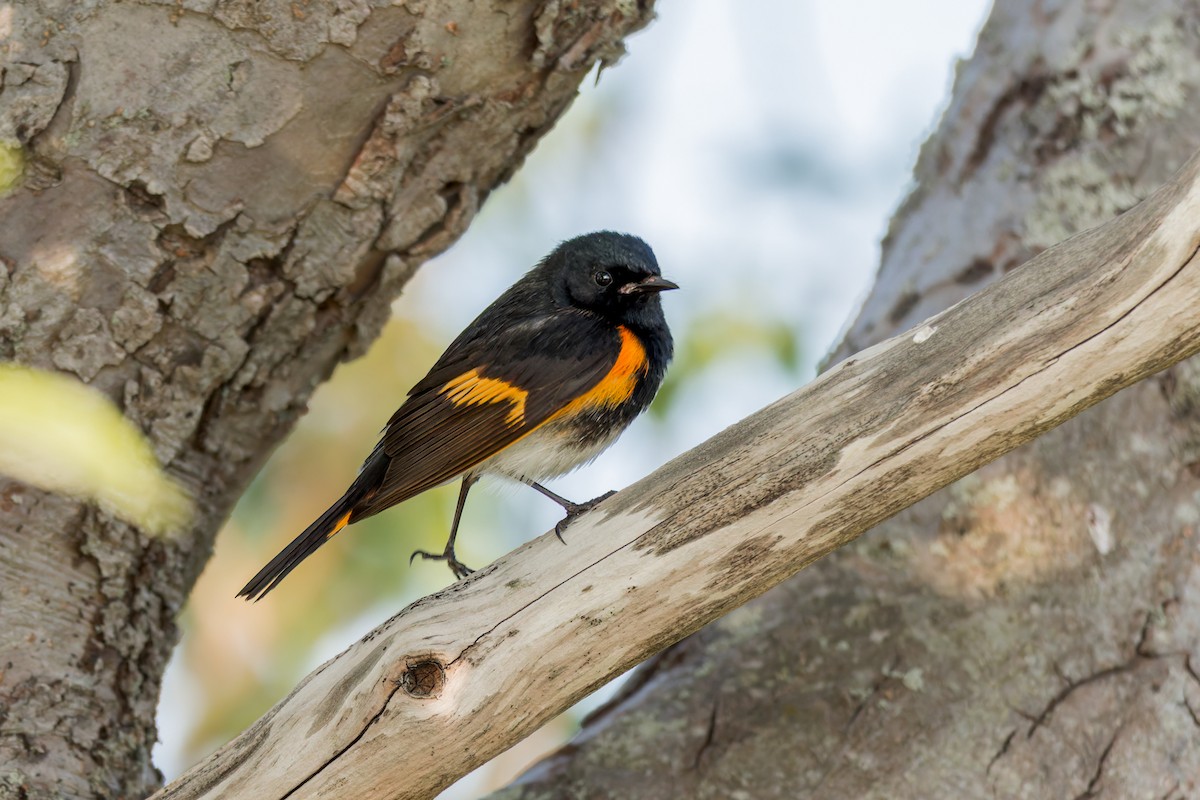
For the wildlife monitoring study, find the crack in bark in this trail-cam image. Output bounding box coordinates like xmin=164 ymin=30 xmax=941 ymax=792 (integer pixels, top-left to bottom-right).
xmin=280 ymin=680 xmax=403 ymax=800
xmin=962 ymin=73 xmax=1053 ymax=181
xmin=985 ymin=729 xmax=1016 ymax=775
xmin=1183 ymin=654 xmax=1200 ymax=688
xmin=1183 ymin=697 xmax=1200 ymax=729
xmin=1175 ymin=658 xmax=1200 ymax=729
xmin=1135 ymin=608 xmax=1156 ymax=656
xmin=805 ymin=657 xmax=905 ymax=796
xmin=1055 ymin=237 xmax=1200 ymax=366
xmin=1026 ymin=663 xmax=1132 ymax=739
xmin=845 ymin=657 xmax=899 ymax=732
xmin=692 ymin=696 xmax=719 ymax=771
xmin=1071 ymin=724 xmax=1122 ymax=800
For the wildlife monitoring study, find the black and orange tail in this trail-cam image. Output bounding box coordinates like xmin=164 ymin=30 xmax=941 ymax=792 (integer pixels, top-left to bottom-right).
xmin=236 ymin=495 xmax=353 ymax=601
xmin=237 ymin=456 xmax=385 ymax=602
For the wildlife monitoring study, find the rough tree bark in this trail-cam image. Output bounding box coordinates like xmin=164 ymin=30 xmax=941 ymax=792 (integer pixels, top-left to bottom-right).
xmin=0 ymin=2 xmax=655 ymax=798
xmin=492 ymin=1 xmax=1200 ymax=798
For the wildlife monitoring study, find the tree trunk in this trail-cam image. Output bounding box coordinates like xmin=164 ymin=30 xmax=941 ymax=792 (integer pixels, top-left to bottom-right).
xmin=490 ymin=1 xmax=1200 ymax=798
xmin=0 ymin=2 xmax=655 ymax=797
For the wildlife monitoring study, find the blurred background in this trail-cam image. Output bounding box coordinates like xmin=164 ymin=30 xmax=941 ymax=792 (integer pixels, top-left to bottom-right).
xmin=155 ymin=1 xmax=991 ymax=796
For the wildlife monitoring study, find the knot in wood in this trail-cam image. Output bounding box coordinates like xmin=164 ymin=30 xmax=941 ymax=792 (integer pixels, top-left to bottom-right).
xmin=399 ymin=659 xmax=445 ymax=698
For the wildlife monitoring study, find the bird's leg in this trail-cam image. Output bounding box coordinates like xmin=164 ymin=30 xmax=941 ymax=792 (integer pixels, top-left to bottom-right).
xmin=410 ymin=475 xmax=477 ymax=579
xmin=525 ymin=481 xmax=617 ymax=542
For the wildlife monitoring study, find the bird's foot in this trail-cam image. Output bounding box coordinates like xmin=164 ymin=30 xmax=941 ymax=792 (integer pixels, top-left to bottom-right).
xmin=554 ymin=490 xmax=617 ymax=542
xmin=409 ymin=548 xmax=475 ymax=580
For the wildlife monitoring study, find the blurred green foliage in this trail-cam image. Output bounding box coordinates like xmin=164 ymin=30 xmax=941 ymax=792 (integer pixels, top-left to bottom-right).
xmin=0 ymin=141 xmax=23 ymax=196
xmin=651 ymin=306 xmax=801 ymax=417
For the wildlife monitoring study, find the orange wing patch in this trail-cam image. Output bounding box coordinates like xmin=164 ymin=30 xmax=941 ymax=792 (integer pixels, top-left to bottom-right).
xmin=325 ymin=510 xmax=352 ymax=539
xmin=441 ymin=369 xmax=529 ymax=425
xmin=555 ymin=326 xmax=648 ymax=417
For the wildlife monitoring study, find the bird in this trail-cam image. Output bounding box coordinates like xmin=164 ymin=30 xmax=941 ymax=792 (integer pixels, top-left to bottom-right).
xmin=238 ymin=231 xmax=677 ymax=601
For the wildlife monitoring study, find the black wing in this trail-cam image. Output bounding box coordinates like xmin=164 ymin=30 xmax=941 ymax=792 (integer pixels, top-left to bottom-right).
xmin=350 ymin=309 xmax=622 ymax=517
xmin=238 ymin=310 xmax=622 ymax=600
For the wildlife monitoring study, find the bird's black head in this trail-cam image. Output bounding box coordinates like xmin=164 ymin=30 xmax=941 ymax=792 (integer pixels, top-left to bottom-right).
xmin=543 ymin=231 xmax=678 ymax=327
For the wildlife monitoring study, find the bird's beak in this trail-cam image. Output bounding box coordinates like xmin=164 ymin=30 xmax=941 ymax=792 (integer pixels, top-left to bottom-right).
xmin=620 ymin=275 xmax=680 ymax=295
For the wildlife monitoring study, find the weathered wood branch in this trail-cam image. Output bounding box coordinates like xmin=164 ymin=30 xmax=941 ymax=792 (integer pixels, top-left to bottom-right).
xmin=156 ymin=150 xmax=1200 ymax=800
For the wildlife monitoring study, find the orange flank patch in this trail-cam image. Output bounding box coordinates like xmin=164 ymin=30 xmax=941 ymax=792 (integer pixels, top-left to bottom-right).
xmin=325 ymin=510 xmax=352 ymax=539
xmin=556 ymin=326 xmax=648 ymax=418
xmin=441 ymin=369 xmax=528 ymax=425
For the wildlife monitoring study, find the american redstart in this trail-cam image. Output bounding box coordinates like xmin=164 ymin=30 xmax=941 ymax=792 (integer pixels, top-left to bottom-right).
xmin=239 ymin=232 xmax=676 ymax=600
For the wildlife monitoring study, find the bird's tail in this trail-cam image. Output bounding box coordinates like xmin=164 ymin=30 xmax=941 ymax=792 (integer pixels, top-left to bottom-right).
xmin=236 ymin=494 xmax=352 ymax=599
xmin=237 ymin=496 xmax=353 ymax=601
xmin=238 ymin=456 xmax=385 ymax=601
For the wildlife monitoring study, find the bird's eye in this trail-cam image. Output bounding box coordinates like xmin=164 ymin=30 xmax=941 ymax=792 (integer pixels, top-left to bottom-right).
xmin=593 ymin=270 xmax=613 ymax=287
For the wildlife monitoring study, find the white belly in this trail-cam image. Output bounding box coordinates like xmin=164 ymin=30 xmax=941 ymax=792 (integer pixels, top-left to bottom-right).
xmin=476 ymin=421 xmax=623 ymax=483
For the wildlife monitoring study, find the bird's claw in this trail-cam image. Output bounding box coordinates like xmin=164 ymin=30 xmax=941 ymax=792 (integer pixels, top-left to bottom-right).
xmin=409 ymin=548 xmax=475 ymax=580
xmin=555 ymin=489 xmax=618 ymax=543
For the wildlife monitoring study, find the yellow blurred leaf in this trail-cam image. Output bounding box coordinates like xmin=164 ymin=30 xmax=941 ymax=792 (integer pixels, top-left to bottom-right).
xmin=0 ymin=140 xmax=24 ymax=196
xmin=0 ymin=364 xmax=191 ymax=534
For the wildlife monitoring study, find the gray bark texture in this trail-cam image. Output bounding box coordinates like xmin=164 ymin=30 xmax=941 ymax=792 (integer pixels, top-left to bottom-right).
xmin=492 ymin=1 xmax=1200 ymax=798
xmin=0 ymin=1 xmax=655 ymax=798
